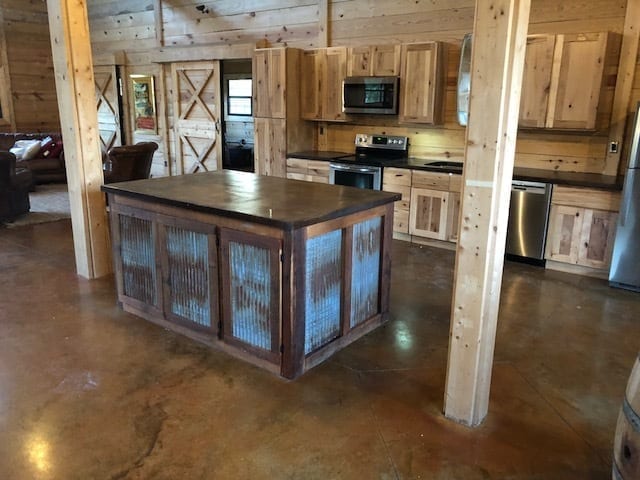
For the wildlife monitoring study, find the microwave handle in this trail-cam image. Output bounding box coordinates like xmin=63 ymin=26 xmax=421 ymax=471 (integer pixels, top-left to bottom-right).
xmin=330 ymin=163 xmax=379 ymax=174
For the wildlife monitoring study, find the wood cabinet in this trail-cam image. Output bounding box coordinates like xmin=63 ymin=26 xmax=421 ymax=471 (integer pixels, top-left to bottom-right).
xmin=253 ymin=48 xmax=286 ymax=119
xmin=253 ymin=48 xmax=313 ymax=177
xmin=347 ymin=45 xmax=401 ymax=76
xmin=545 ymin=185 xmax=620 ymax=270
xmin=382 ymin=167 xmax=411 ymax=234
xmin=383 ymin=167 xmax=460 ymax=241
xmin=519 ymin=32 xmax=609 ymax=130
xmin=399 ymin=42 xmax=445 ymax=125
xmin=300 ymin=47 xmax=348 ymax=122
xmin=286 ymin=158 xmax=330 ymax=183
xmin=254 ymin=118 xmax=286 ymax=177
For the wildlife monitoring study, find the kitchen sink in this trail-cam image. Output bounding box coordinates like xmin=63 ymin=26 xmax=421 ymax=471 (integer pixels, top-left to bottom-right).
xmin=423 ymin=160 xmax=463 ymax=170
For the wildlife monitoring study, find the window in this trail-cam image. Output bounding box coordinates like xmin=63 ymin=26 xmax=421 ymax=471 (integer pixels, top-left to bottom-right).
xmin=227 ymin=78 xmax=252 ymax=116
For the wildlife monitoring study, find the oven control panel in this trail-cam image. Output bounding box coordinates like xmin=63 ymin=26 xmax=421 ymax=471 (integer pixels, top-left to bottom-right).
xmin=354 ymin=133 xmax=409 ymax=150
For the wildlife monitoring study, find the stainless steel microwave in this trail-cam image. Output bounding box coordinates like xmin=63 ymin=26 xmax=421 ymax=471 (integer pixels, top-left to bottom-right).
xmin=342 ymin=76 xmax=399 ymax=114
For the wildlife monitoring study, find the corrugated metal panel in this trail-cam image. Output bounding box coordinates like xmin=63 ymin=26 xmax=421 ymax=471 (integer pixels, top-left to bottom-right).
xmin=119 ymin=215 xmax=156 ymax=305
xmin=304 ymin=229 xmax=342 ymax=354
xmin=351 ymin=217 xmax=381 ymax=327
xmin=229 ymin=241 xmax=272 ymax=350
xmin=166 ymin=226 xmax=210 ymax=327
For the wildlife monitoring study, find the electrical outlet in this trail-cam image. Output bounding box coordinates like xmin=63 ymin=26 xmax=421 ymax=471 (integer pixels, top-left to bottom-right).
xmin=609 ymin=141 xmax=619 ymax=153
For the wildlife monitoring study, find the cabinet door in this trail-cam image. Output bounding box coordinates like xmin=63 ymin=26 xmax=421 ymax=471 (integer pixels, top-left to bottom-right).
xmin=253 ymin=48 xmax=286 ymax=119
xmin=372 ymin=45 xmax=401 ymax=76
xmin=399 ymin=42 xmax=443 ymax=124
xmin=578 ymin=209 xmax=617 ymax=269
xmin=519 ymin=35 xmax=555 ymax=128
xmin=219 ymin=229 xmax=281 ymax=364
xmin=300 ymin=50 xmax=323 ymax=120
xmin=549 ymin=33 xmax=608 ymax=130
xmin=409 ymin=188 xmax=449 ymax=240
xmin=545 ymin=205 xmax=583 ymax=264
xmin=160 ymin=222 xmax=218 ymax=333
xmin=322 ymin=47 xmax=348 ymax=121
xmin=254 ymin=118 xmax=286 ymax=177
xmin=347 ymin=46 xmax=371 ymax=76
xmin=307 ymin=160 xmax=330 ymax=183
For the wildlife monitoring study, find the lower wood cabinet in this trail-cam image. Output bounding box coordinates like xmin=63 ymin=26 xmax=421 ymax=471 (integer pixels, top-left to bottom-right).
xmin=546 ymin=205 xmax=618 ymax=270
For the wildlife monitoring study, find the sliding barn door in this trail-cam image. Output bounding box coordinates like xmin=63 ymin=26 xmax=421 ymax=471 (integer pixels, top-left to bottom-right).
xmin=94 ymin=65 xmax=122 ymax=153
xmin=171 ymin=61 xmax=222 ymax=174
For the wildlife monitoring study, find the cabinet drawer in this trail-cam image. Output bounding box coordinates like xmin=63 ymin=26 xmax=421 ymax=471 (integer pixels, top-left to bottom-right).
xmin=286 ymin=172 xmax=309 ymax=182
xmin=552 ymin=185 xmax=621 ymax=212
xmin=307 ymin=160 xmax=329 ymax=178
xmin=448 ymin=174 xmax=462 ymax=193
xmin=412 ymin=170 xmax=450 ymax=190
xmin=383 ymin=183 xmax=411 ymax=201
xmin=286 ymin=158 xmax=308 ymax=175
xmin=384 ymin=167 xmax=412 ymax=186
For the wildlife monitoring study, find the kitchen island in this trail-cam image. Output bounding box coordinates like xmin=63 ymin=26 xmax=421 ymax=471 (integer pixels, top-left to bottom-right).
xmin=102 ymin=171 xmax=400 ymax=379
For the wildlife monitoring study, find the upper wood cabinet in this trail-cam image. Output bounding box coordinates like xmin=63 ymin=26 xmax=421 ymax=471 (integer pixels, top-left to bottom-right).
xmin=519 ymin=32 xmax=609 ymax=130
xmin=399 ymin=42 xmax=445 ymax=125
xmin=253 ymin=48 xmax=286 ymax=119
xmin=300 ymin=47 xmax=348 ymax=122
xmin=347 ymin=45 xmax=401 ymax=76
xmin=253 ymin=48 xmax=314 ymax=177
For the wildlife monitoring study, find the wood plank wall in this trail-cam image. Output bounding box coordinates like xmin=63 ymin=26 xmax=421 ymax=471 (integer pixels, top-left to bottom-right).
xmin=81 ymin=0 xmax=636 ymax=175
xmin=0 ymin=0 xmax=60 ymax=132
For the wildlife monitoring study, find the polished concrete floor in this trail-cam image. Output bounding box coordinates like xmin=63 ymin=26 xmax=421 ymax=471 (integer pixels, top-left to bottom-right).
xmin=1 ymin=219 xmax=639 ymax=479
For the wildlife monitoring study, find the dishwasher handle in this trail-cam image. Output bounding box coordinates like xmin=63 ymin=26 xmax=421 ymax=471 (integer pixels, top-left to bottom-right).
xmin=511 ymin=181 xmax=551 ymax=195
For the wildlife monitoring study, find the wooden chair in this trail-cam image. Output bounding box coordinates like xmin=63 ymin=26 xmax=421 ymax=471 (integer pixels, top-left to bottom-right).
xmin=0 ymin=151 xmax=33 ymax=222
xmin=103 ymin=142 xmax=158 ymax=184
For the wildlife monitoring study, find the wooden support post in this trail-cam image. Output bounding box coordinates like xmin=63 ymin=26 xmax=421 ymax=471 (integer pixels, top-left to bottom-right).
xmin=154 ymin=0 xmax=164 ymax=48
xmin=47 ymin=0 xmax=112 ymax=279
xmin=444 ymin=0 xmax=531 ymax=427
xmin=604 ymin=0 xmax=640 ymax=176
xmin=318 ymin=0 xmax=329 ymax=48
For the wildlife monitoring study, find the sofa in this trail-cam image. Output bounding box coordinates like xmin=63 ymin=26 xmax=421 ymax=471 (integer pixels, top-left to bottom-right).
xmin=0 ymin=151 xmax=32 ymax=222
xmin=0 ymin=133 xmax=65 ymax=184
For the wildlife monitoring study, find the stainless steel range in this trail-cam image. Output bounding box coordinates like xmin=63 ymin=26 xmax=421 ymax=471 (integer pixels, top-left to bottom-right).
xmin=329 ymin=134 xmax=409 ymax=190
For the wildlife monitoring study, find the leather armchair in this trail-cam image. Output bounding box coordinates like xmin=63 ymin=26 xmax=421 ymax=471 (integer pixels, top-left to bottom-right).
xmin=0 ymin=151 xmax=33 ymax=222
xmin=103 ymin=142 xmax=158 ymax=184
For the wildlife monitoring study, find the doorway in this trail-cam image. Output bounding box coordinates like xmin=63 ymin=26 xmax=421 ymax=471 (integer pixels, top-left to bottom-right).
xmin=221 ymin=60 xmax=254 ymax=172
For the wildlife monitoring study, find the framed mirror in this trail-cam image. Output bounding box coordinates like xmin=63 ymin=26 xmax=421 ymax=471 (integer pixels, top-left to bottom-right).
xmin=130 ymin=74 xmax=156 ymax=134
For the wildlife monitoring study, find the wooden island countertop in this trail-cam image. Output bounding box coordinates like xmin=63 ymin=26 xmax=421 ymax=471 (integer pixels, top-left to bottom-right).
xmin=102 ymin=170 xmax=400 ymax=230
xmin=102 ymin=171 xmax=400 ymax=379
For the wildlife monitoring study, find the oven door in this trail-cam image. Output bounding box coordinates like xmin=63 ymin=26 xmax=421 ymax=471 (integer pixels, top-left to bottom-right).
xmin=329 ymin=163 xmax=382 ymax=190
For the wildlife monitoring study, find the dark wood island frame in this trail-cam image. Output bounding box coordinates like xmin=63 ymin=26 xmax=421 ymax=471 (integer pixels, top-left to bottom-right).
xmin=102 ymin=171 xmax=400 ymax=379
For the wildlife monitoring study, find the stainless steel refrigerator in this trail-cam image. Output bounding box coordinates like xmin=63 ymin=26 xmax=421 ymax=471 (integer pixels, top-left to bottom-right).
xmin=610 ymin=102 xmax=640 ymax=291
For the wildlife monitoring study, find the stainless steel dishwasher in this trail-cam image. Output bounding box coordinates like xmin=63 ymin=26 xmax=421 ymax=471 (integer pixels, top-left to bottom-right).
xmin=505 ymin=180 xmax=553 ymax=264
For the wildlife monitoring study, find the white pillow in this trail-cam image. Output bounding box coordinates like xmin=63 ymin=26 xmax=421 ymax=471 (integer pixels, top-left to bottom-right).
xmin=9 ymin=146 xmax=25 ymax=160
xmin=40 ymin=136 xmax=53 ymax=147
xmin=11 ymin=139 xmax=41 ymax=160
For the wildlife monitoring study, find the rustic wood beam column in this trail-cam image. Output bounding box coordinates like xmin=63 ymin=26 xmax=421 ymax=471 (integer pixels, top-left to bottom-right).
xmin=154 ymin=0 xmax=164 ymax=48
xmin=444 ymin=0 xmax=531 ymax=426
xmin=47 ymin=0 xmax=111 ymax=279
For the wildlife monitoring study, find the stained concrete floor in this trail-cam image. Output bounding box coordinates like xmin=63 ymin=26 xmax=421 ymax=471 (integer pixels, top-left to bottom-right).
xmin=1 ymin=219 xmax=639 ymax=479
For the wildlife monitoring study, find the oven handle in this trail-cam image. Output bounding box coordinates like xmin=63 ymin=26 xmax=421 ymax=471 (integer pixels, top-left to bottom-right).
xmin=329 ymin=163 xmax=380 ymax=174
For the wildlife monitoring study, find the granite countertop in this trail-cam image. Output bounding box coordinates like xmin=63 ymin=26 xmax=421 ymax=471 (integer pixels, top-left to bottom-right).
xmin=102 ymin=170 xmax=400 ymax=230
xmin=287 ymin=151 xmax=623 ymax=191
